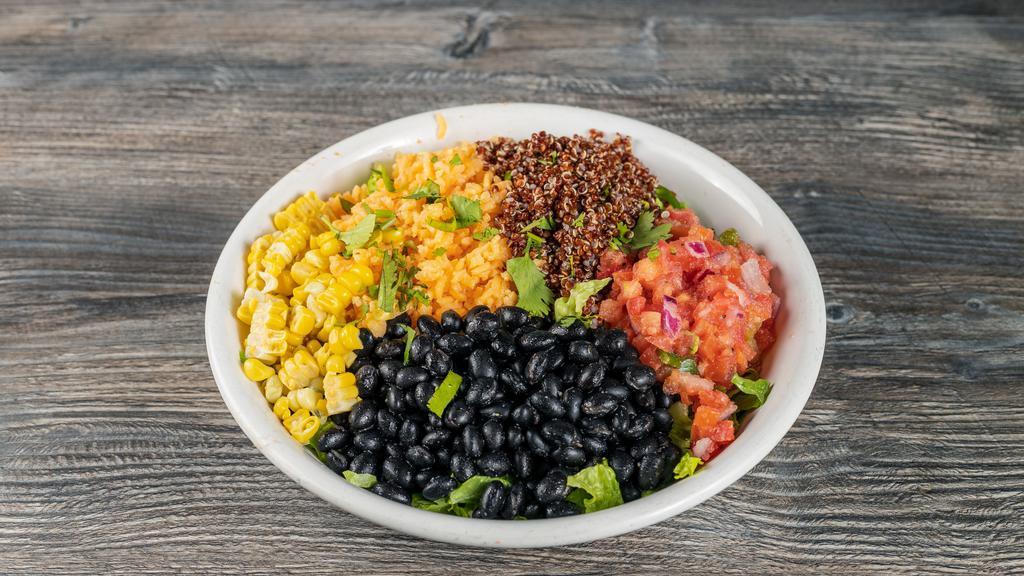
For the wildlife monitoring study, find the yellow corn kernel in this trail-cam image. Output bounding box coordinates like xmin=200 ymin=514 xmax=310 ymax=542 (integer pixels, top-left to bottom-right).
xmin=242 ymin=358 xmax=276 ymax=381
xmin=323 ymin=371 xmax=359 ymax=415
xmin=276 ymin=272 xmax=295 ymax=296
xmin=381 ymin=228 xmax=404 ymax=245
xmin=302 ymin=248 xmax=329 ymax=271
xmin=272 ymin=397 xmax=291 ymax=420
xmin=264 ymin=375 xmax=284 ymax=403
xmin=350 ymin=263 xmax=374 ymax=288
xmin=313 ymin=344 xmax=332 ymax=374
xmin=308 ymin=376 xmax=324 ymax=392
xmin=306 ymin=339 xmax=322 ymax=354
xmin=244 ymin=298 xmax=289 ymax=362
xmin=325 ymin=354 xmax=347 ymax=374
xmin=339 ymin=323 xmax=362 ymax=351
xmin=284 ymin=330 xmax=304 ymax=347
xmin=316 ymin=314 xmax=339 ymax=342
xmin=283 ymin=408 xmax=312 ymax=434
xmin=326 ymin=326 xmax=349 ymax=355
xmin=335 ymin=270 xmax=362 ymax=294
xmin=296 ymin=387 xmax=321 ymax=411
xmin=315 ymin=283 xmax=352 ymax=316
xmin=288 ymin=305 xmax=316 ymax=336
xmin=279 ymin=348 xmax=319 ymax=390
xmin=236 ymin=300 xmax=255 ymax=324
xmin=290 ymin=261 xmax=319 ymax=286
xmin=315 ymin=398 xmax=328 ymax=416
xmin=317 ymin=232 xmax=342 ymax=256
xmin=290 ymin=415 xmax=320 ymax=443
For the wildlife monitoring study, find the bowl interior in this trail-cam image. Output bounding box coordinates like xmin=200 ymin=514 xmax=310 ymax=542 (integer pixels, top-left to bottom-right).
xmin=205 ymin=103 xmax=826 ymax=547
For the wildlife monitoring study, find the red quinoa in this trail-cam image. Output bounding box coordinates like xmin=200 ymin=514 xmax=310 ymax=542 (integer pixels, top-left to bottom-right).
xmin=477 ymin=130 xmax=657 ymax=296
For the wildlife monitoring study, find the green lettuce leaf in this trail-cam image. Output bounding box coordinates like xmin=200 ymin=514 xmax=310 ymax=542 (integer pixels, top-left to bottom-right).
xmin=553 ymin=278 xmax=611 ymax=326
xmin=565 ymin=459 xmax=623 ymax=513
xmin=673 ymin=452 xmax=702 ymax=479
xmin=667 ymin=402 xmax=692 ymax=450
xmin=731 ymin=373 xmax=772 ymax=408
xmin=342 ymin=471 xmax=377 ymax=489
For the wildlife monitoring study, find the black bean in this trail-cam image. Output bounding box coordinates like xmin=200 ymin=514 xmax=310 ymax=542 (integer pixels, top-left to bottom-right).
xmin=489 ymin=330 xmax=516 ymax=359
xmin=384 ymin=443 xmax=404 ymax=460
xmin=468 ymin=349 xmax=497 ymax=379
xmin=421 ymin=428 xmax=451 ymax=450
xmin=382 ymin=456 xmax=414 ymax=489
xmin=621 ymin=484 xmax=641 ymax=502
xmin=577 ymin=361 xmax=607 ymax=390
xmin=349 ymin=401 xmax=378 ymax=431
xmin=512 ymin=403 xmax=539 ymax=427
xmin=427 ymin=413 xmax=443 ymax=428
xmin=582 ymin=393 xmax=617 ymax=417
xmin=582 ymin=436 xmax=608 ymax=457
xmin=477 ymin=482 xmax=508 ymax=519
xmin=624 ymin=364 xmax=657 ymax=391
xmin=317 ymin=428 xmax=350 ymax=452
xmin=634 ymin=388 xmax=656 ymax=411
xmin=630 ymin=435 xmax=665 ymax=459
xmin=497 ymin=306 xmax=529 ymax=329
xmin=478 ymin=401 xmax=511 ymax=421
xmin=463 ymin=304 xmax=488 ymax=322
xmin=602 ymin=384 xmax=631 ymax=401
xmin=541 ymin=420 xmax=581 ymax=447
xmin=657 ymin=390 xmax=674 ymax=409
xmin=502 ymin=483 xmax=527 ymax=519
xmin=600 ymin=330 xmax=629 ymax=354
xmin=384 ymin=385 xmax=405 ymax=413
xmin=567 ymin=321 xmax=589 ymax=340
xmin=518 ymin=330 xmax=557 ymax=352
xmin=653 ymin=409 xmax=674 ymax=433
xmin=535 ymin=470 xmax=570 ymax=504
xmin=395 ymin=366 xmax=429 ymax=389
xmin=374 ymin=339 xmax=404 ymax=360
xmin=395 ymin=420 xmax=420 ymax=447
xmin=623 ymin=414 xmax=655 ymax=440
xmin=377 ymin=410 xmax=400 ymax=438
xmin=513 ymin=449 xmax=535 ymax=479
xmin=563 ymin=387 xmax=584 ymax=422
xmin=408 ymin=335 xmax=432 ymax=365
xmin=358 ymin=327 xmax=377 ymax=351
xmin=481 ymin=419 xmax=505 ymax=451
xmin=637 ymin=453 xmax=665 ymax=490
xmin=612 ymin=356 xmax=637 ymax=373
xmin=423 ymin=349 xmax=453 ymax=377
xmin=353 ymin=430 xmax=383 ymax=453
xmin=611 ymin=406 xmax=631 ymax=436
xmin=547 ymin=349 xmax=566 ymax=372
xmin=580 ymin=416 xmax=614 ymax=440
xmin=385 ymin=320 xmax=409 ymax=341
xmin=566 ymin=340 xmax=599 ymax=364
xmin=416 ymin=315 xmax=442 ymax=340
xmin=413 ymin=381 xmax=434 ymax=407
xmin=462 ymin=425 xmax=484 ymax=458
xmin=451 ymin=453 xmax=477 ymax=482
xmin=524 ymin=351 xmax=549 ymax=383
xmin=350 ymin=451 xmax=379 ymax=475
xmin=440 ymin=310 xmax=463 ymax=333
xmin=378 ymin=360 xmax=402 ymax=385
xmin=608 ymin=449 xmax=636 ymax=482
xmin=443 ymin=400 xmax=474 ymax=429
xmin=413 ymin=468 xmax=435 ymax=489
xmin=541 ymin=374 xmax=565 ymax=398
xmin=548 ymin=324 xmax=570 ymax=341
xmin=403 ymin=446 xmax=434 ymax=469
xmin=464 ymin=378 xmax=496 ymax=407
xmin=404 ymin=389 xmax=418 ymax=410
xmin=662 ymin=444 xmax=682 ymax=483
xmin=477 ymin=451 xmax=512 ymax=476
xmin=523 ymin=503 xmax=542 ymax=519
xmin=466 ymin=312 xmax=500 ymax=343
xmin=530 ymin=392 xmax=565 ymax=419
xmin=422 ymin=475 xmax=459 ymax=501
xmin=371 ymin=481 xmax=411 ymax=504
xmin=526 ymin=429 xmax=551 ymax=458
xmin=354 ymin=365 xmax=381 ymax=397
xmin=499 ymin=369 xmax=529 ymax=397
xmin=506 ymin=424 xmax=524 ymax=449
xmin=329 ymin=413 xmax=349 ymax=427
xmin=555 ymin=446 xmax=588 ymax=467
xmin=325 ymin=450 xmax=349 ymax=474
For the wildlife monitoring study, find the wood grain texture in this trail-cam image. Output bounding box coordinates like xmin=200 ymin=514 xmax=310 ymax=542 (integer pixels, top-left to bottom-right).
xmin=1 ymin=0 xmax=1022 ymax=574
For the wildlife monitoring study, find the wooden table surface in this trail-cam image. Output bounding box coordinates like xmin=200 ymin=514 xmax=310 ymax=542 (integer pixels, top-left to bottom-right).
xmin=2 ymin=1 xmax=1022 ymax=573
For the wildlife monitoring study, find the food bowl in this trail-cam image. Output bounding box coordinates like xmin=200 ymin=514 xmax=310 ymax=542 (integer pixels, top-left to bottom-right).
xmin=205 ymin=103 xmax=826 ymax=547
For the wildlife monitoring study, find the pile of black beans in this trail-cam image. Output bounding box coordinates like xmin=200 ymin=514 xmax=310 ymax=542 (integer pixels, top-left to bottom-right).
xmin=315 ymin=305 xmax=680 ymax=519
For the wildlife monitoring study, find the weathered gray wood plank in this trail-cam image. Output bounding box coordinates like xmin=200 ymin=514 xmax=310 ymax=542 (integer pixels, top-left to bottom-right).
xmin=1 ymin=0 xmax=1022 ymax=574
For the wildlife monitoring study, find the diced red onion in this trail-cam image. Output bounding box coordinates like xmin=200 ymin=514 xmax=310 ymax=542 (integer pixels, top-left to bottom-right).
xmin=725 ymin=281 xmax=749 ymax=307
xmin=741 ymin=258 xmax=771 ymax=294
xmin=692 ymin=438 xmax=713 ymax=460
xmin=711 ymin=251 xmax=731 ymax=267
xmin=685 ymin=241 xmax=708 ymax=257
xmin=661 ymin=295 xmax=682 ymax=337
xmin=718 ymin=402 xmax=738 ymax=421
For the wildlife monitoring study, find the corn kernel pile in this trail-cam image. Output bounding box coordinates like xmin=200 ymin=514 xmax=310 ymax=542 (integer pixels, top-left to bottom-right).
xmin=236 ymin=191 xmax=374 ymax=444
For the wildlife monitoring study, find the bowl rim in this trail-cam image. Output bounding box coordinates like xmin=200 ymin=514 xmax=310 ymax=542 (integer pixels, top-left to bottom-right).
xmin=205 ymin=102 xmax=826 ymax=548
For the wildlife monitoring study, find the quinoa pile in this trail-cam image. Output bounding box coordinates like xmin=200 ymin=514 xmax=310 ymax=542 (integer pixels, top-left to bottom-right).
xmin=477 ymin=131 xmax=657 ymax=296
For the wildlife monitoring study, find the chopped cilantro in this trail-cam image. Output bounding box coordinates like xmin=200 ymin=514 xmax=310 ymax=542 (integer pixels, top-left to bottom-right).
xmin=655 ymin=185 xmax=686 ymax=209
xmin=450 ymin=195 xmax=482 ymax=228
xmin=538 ymin=151 xmax=558 ymax=166
xmin=521 ymin=215 xmax=554 ymax=232
xmin=430 ymin=155 xmax=439 ymax=163
xmin=524 ymin=232 xmax=545 ymax=257
xmin=367 ymin=163 xmax=394 ymax=193
xmin=376 ymin=250 xmax=426 ymax=313
xmin=329 ymin=213 xmax=375 ymax=255
xmin=572 ymin=212 xmax=585 ymax=228
xmin=238 ymin=350 xmax=246 ymax=363
xmin=432 ymin=247 xmax=448 ymax=257
xmin=338 ymin=197 xmax=354 ymax=212
xmin=627 ymin=211 xmax=672 ymax=251
xmin=404 ymin=179 xmax=442 ymax=203
xmin=503 ymin=171 xmax=512 ymax=181
xmin=647 ymin=247 xmax=660 ymax=260
xmin=400 ymin=324 xmax=415 ymax=365
xmin=472 ymin=227 xmax=499 ymax=242
xmin=428 ymin=219 xmax=457 ymax=232
xmin=506 ymin=255 xmax=553 ymax=316
xmin=427 ymin=371 xmax=463 ymax=417
xmin=449 ymin=154 xmax=462 ymax=166
xmin=377 ymin=250 xmax=399 ymax=312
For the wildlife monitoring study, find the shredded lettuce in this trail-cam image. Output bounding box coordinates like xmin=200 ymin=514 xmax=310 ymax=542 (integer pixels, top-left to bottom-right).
xmin=553 ymin=278 xmax=611 ymax=326
xmin=673 ymin=452 xmax=702 ymax=479
xmin=566 ymin=459 xmax=623 ymax=513
xmin=412 ymin=475 xmax=510 ymax=516
xmin=343 ymin=471 xmax=377 ymax=489
xmin=667 ymin=402 xmax=692 ymax=450
xmin=731 ymin=373 xmax=772 ymax=408
xmin=426 ymin=371 xmax=463 ymax=417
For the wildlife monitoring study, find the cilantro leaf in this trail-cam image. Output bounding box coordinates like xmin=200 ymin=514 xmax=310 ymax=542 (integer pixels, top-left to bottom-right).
xmin=427 ymin=371 xmax=463 ymax=417
xmin=449 ymin=154 xmax=462 ymax=166
xmin=472 ymin=227 xmax=499 ymax=242
xmin=506 ymin=256 xmax=553 ymax=316
xmin=376 ymin=250 xmax=399 ymax=312
xmin=400 ymin=324 xmax=415 ymax=365
xmin=432 ymin=247 xmax=447 ymax=257
xmin=627 ymin=211 xmax=672 ymax=251
xmin=572 ymin=212 xmax=585 ymax=228
xmin=566 ymin=459 xmax=623 ymax=513
xmin=673 ymin=452 xmax=702 ymax=479
xmin=521 ymin=215 xmax=554 ymax=232
xmin=647 ymin=247 xmax=660 ymax=260
xmin=428 ymin=219 xmax=457 ymax=232
xmin=367 ymin=163 xmax=394 ymax=193
xmin=404 ymin=179 xmax=442 ymax=203
xmin=336 ymin=214 xmax=376 ymax=252
xmin=655 ymin=185 xmax=685 ymax=209
xmin=450 ymin=195 xmax=482 ymax=228
xmin=553 ymin=278 xmax=611 ymax=326
xmin=342 ymin=471 xmax=377 ymax=489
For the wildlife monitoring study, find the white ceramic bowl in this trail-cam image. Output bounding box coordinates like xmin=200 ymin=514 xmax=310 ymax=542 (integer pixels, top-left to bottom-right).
xmin=206 ymin=103 xmax=826 ymax=548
